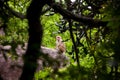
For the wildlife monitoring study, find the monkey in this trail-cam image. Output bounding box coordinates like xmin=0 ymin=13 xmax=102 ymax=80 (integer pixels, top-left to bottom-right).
xmin=56 ymin=36 xmax=66 ymax=54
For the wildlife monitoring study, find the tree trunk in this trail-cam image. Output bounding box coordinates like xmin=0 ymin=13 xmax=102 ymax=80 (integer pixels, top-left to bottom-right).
xmin=20 ymin=0 xmax=47 ymax=80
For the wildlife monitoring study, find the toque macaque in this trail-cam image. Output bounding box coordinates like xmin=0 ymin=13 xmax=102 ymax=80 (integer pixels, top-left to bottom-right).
xmin=56 ymin=36 xmax=66 ymax=54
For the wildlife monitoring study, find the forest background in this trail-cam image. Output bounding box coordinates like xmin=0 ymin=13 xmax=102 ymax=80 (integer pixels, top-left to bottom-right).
xmin=0 ymin=0 xmax=120 ymax=80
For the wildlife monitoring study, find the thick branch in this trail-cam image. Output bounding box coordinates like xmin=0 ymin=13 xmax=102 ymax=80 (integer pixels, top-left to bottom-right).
xmin=48 ymin=3 xmax=107 ymax=27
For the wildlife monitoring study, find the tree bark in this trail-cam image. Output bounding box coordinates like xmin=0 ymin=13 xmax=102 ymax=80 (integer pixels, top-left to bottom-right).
xmin=20 ymin=0 xmax=47 ymax=80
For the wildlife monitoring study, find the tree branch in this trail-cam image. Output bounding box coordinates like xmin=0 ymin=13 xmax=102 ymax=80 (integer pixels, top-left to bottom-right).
xmin=48 ymin=3 xmax=107 ymax=27
xmin=5 ymin=5 xmax=26 ymax=19
xmin=0 ymin=0 xmax=51 ymax=20
xmin=68 ymin=19 xmax=80 ymax=70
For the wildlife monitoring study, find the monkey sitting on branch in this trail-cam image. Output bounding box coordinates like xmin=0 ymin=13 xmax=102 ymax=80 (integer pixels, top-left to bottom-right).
xmin=22 ymin=36 xmax=66 ymax=54
xmin=56 ymin=36 xmax=66 ymax=54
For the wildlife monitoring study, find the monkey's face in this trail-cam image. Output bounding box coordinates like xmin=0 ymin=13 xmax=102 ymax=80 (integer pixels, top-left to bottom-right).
xmin=56 ymin=36 xmax=61 ymax=42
